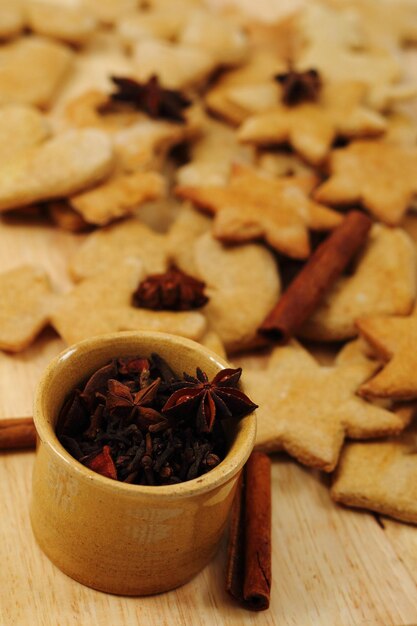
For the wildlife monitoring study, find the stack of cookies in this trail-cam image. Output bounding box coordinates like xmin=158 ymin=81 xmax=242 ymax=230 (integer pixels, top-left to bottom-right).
xmin=1 ymin=0 xmax=417 ymax=525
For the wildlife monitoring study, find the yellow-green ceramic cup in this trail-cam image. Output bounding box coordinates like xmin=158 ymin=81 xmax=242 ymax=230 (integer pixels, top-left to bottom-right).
xmin=30 ymin=331 xmax=256 ymax=595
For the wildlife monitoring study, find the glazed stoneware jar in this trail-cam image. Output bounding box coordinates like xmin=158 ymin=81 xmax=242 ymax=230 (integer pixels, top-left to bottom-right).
xmin=30 ymin=331 xmax=256 ymax=596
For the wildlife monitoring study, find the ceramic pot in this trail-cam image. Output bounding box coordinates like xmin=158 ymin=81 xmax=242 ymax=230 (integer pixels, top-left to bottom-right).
xmin=30 ymin=331 xmax=256 ymax=595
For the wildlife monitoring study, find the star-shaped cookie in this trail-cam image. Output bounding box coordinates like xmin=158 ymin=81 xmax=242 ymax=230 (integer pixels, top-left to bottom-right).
xmin=357 ymin=314 xmax=417 ymax=400
xmin=243 ymin=340 xmax=413 ymax=472
xmin=176 ymin=165 xmax=342 ymax=259
xmin=237 ymin=81 xmax=386 ymax=164
xmin=70 ymin=170 xmax=165 ymax=225
xmin=314 ymin=140 xmax=417 ymax=225
xmin=331 ymin=424 xmax=417 ymax=524
xmin=0 ymin=265 xmax=56 ymax=352
xmin=300 ymin=225 xmax=416 ymax=341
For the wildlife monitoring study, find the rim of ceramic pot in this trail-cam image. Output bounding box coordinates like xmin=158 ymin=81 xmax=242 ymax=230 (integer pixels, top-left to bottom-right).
xmin=34 ymin=331 xmax=257 ymax=499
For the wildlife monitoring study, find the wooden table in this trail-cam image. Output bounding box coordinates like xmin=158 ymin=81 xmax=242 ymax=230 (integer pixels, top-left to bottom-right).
xmin=2 ymin=2 xmax=417 ymax=624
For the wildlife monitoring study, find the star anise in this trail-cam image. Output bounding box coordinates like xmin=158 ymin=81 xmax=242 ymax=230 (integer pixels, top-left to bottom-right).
xmin=56 ymin=389 xmax=90 ymax=437
xmin=275 ymin=67 xmax=322 ymax=106
xmin=106 ymin=75 xmax=191 ymax=123
xmin=105 ymin=378 xmax=168 ymax=431
xmin=132 ymin=267 xmax=209 ymax=311
xmin=80 ymin=360 xmax=118 ymax=410
xmin=117 ymin=357 xmax=149 ymax=376
xmin=162 ymin=367 xmax=258 ymax=433
xmin=82 ymin=445 xmax=117 ymax=480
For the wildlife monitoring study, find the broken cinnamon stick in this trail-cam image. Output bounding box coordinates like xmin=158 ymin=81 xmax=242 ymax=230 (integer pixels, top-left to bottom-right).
xmin=226 ymin=451 xmax=271 ymax=611
xmin=0 ymin=417 xmax=37 ymax=450
xmin=258 ymin=210 xmax=372 ymax=341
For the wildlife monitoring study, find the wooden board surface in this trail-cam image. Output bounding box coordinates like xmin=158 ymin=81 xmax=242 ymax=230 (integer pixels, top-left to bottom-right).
xmin=2 ymin=2 xmax=417 ymax=625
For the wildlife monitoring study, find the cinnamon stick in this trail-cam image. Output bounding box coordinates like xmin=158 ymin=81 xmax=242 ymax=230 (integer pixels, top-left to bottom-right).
xmin=258 ymin=210 xmax=372 ymax=341
xmin=226 ymin=451 xmax=271 ymax=611
xmin=0 ymin=417 xmax=37 ymax=450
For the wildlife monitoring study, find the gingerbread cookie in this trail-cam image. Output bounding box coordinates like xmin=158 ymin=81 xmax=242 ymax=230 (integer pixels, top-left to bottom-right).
xmin=238 ymin=81 xmax=386 ymax=165
xmin=383 ymin=113 xmax=417 ymax=147
xmin=168 ymin=208 xmax=281 ymax=353
xmin=244 ymin=340 xmax=412 ymax=471
xmin=176 ymin=164 xmax=342 ymax=258
xmin=47 ymin=202 xmax=90 ymax=233
xmin=255 ymin=150 xmax=314 ymax=178
xmin=343 ymin=0 xmax=417 ymax=52
xmin=70 ymin=171 xmax=165 ymax=225
xmin=294 ymin=2 xmax=413 ymax=109
xmin=0 ymin=104 xmax=50 ymax=167
xmin=51 ymin=258 xmax=207 ymax=345
xmin=0 ymin=0 xmax=25 ymax=39
xmin=314 ymin=140 xmax=417 ymax=225
xmin=132 ymin=39 xmax=216 ymax=90
xmin=84 ymin=0 xmax=139 ymax=25
xmin=64 ymin=90 xmax=140 ymax=131
xmin=168 ymin=206 xmax=281 ymax=352
xmin=0 ymin=265 xmax=56 ymax=353
xmin=166 ymin=205 xmax=211 ymax=275
xmin=64 ymin=90 xmax=197 ymax=172
xmin=331 ymin=423 xmax=417 ymax=525
xmin=70 ymin=218 xmax=169 ymax=280
xmin=176 ymin=114 xmax=254 ymax=187
xmin=0 ymin=36 xmax=74 ymax=108
xmin=0 ymin=129 xmax=114 ymax=212
xmin=117 ymin=8 xmax=187 ymax=47
xmin=357 ymin=314 xmax=417 ymax=400
xmin=26 ymin=0 xmax=97 ymax=45
xmin=205 ymin=50 xmax=286 ymax=125
xmin=179 ymin=8 xmax=249 ymax=66
xmin=116 ymin=0 xmax=202 ymax=48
